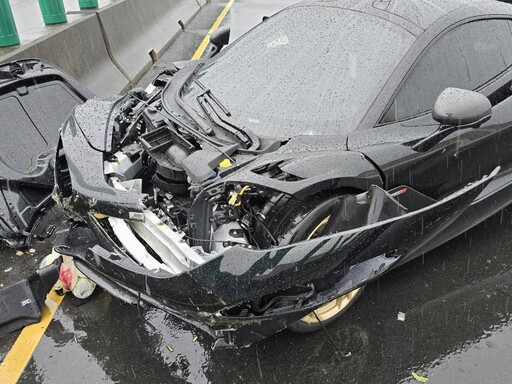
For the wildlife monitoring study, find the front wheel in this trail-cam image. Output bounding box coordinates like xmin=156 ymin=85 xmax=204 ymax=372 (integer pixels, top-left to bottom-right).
xmin=288 ymin=286 xmax=364 ymax=333
xmin=277 ymin=195 xmax=365 ymax=333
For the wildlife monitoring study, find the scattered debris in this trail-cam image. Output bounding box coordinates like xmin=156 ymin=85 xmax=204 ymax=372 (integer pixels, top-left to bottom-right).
xmin=0 ymin=257 xmax=61 ymax=337
xmin=397 ymin=312 xmax=406 ymax=321
xmin=166 ymin=344 xmax=174 ymax=352
xmin=40 ymin=252 xmax=96 ymax=299
xmin=411 ymin=372 xmax=429 ymax=382
xmin=15 ymin=250 xmax=24 ymax=257
xmin=28 ymin=248 xmax=36 ymax=254
xmin=255 ymin=345 xmax=263 ymax=379
xmin=192 ymin=335 xmax=198 ymax=342
xmin=3 ymin=267 xmax=12 ymax=273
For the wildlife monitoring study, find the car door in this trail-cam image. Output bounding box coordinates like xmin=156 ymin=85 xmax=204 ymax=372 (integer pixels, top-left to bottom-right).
xmin=351 ymin=18 xmax=512 ymax=200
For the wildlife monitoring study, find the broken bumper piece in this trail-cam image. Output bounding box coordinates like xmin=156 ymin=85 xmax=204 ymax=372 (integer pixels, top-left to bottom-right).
xmin=0 ymin=59 xmax=93 ymax=249
xmin=51 ymin=168 xmax=498 ymax=348
xmin=0 ymin=257 xmax=61 ymax=337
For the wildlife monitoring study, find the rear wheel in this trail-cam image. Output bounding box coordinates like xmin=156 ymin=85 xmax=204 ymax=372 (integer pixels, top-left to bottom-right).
xmin=280 ymin=197 xmax=365 ymax=334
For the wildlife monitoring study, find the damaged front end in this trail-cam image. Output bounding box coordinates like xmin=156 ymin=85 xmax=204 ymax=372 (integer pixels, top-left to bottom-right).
xmin=52 ymin=171 xmax=497 ymax=347
xmin=50 ymin=72 xmax=499 ymax=346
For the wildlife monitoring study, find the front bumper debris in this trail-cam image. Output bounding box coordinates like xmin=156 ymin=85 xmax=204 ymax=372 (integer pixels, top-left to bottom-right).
xmin=51 ymin=168 xmax=498 ymax=347
xmin=0 ymin=257 xmax=61 ymax=337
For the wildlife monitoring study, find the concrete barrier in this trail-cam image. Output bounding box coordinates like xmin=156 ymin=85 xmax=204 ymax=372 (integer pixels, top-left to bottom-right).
xmin=1 ymin=14 xmax=129 ymax=96
xmin=98 ymin=0 xmax=200 ymax=85
xmin=0 ymin=0 xmax=205 ymax=95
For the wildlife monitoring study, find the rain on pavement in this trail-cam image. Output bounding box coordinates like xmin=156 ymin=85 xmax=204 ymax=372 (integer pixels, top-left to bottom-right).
xmin=2 ymin=0 xmax=512 ymax=383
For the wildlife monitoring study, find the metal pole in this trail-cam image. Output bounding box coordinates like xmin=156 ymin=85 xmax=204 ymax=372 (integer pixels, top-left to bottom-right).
xmin=38 ymin=0 xmax=67 ymax=25
xmin=0 ymin=0 xmax=20 ymax=47
xmin=78 ymin=0 xmax=98 ymax=10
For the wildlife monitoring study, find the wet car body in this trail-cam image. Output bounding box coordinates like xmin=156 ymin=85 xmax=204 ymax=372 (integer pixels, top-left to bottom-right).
xmin=5 ymin=0 xmax=512 ymax=347
xmin=0 ymin=60 xmax=92 ymax=249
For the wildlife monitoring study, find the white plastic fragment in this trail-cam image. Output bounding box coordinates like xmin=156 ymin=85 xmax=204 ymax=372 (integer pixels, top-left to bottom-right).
xmin=40 ymin=251 xmax=96 ymax=299
xmin=3 ymin=267 xmax=12 ymax=273
xmin=145 ymin=83 xmax=156 ymax=95
xmin=397 ymin=312 xmax=406 ymax=321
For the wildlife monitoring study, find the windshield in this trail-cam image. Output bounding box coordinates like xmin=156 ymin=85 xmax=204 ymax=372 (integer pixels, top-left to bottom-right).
xmin=179 ymin=6 xmax=415 ymax=137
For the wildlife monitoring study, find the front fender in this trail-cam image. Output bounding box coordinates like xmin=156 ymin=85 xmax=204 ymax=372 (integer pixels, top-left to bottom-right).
xmin=209 ymin=149 xmax=383 ymax=198
xmin=189 ymin=149 xmax=383 ymax=241
xmin=55 ymin=168 xmax=499 ymax=311
xmin=189 ymin=167 xmax=498 ymax=303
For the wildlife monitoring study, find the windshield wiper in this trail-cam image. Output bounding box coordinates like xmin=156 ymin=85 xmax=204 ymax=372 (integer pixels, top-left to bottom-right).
xmin=193 ymin=79 xmax=254 ymax=148
xmin=194 ymin=79 xmax=231 ymax=116
xmin=172 ymin=65 xmax=254 ymax=148
xmin=197 ymin=92 xmax=252 ymax=146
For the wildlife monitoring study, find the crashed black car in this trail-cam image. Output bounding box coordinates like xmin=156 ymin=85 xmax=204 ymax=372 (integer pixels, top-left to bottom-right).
xmin=4 ymin=0 xmax=512 ymax=348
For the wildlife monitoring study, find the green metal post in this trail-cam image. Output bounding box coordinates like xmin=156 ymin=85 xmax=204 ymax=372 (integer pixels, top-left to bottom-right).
xmin=0 ymin=0 xmax=20 ymax=47
xmin=78 ymin=0 xmax=98 ymax=9
xmin=38 ymin=0 xmax=67 ymax=25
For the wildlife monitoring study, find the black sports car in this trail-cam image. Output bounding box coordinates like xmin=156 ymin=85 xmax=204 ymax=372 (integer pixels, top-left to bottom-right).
xmin=2 ymin=0 xmax=512 ymax=348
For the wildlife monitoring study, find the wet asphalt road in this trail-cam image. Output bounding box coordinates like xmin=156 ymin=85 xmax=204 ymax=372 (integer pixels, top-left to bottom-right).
xmin=2 ymin=0 xmax=512 ymax=383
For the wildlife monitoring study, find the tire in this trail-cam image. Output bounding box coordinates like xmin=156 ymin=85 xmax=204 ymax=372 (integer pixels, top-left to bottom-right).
xmin=278 ymin=194 xmax=366 ymax=334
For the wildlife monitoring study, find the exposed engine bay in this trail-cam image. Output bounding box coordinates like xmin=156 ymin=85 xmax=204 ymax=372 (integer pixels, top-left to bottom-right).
xmin=64 ymin=70 xmax=370 ymax=277
xmin=67 ymin=69 xmax=282 ymax=269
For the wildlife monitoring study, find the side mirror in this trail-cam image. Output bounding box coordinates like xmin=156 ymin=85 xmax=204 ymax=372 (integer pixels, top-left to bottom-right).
xmin=207 ymin=27 xmax=231 ymax=58
xmin=432 ymin=87 xmax=492 ymax=128
xmin=412 ymin=88 xmax=492 ymax=152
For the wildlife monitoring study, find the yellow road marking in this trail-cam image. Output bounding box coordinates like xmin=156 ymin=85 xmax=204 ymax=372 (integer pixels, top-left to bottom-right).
xmin=0 ymin=291 xmax=65 ymax=384
xmin=192 ymin=0 xmax=235 ymax=60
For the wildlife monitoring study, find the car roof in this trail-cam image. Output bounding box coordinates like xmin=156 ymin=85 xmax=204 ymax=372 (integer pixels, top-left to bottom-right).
xmin=292 ymin=0 xmax=512 ymax=35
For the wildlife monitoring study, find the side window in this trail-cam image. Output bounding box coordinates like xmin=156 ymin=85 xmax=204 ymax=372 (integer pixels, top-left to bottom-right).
xmin=382 ymin=19 xmax=512 ymax=124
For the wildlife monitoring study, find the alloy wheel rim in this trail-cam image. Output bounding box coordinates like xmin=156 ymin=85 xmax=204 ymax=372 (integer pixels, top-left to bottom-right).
xmin=299 ymin=215 xmax=361 ymax=324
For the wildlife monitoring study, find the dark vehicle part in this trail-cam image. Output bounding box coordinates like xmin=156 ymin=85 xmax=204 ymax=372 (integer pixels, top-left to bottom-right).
xmin=179 ymin=6 xmax=417 ymax=138
xmin=278 ymin=195 xmax=367 ymax=332
xmin=207 ymin=27 xmax=231 ymax=58
xmin=433 ymin=87 xmax=492 ymax=128
xmin=412 ymin=88 xmax=492 ymax=152
xmin=0 ymin=257 xmax=61 ymax=337
xmin=139 ymin=129 xmax=190 ymax=195
xmin=0 ymin=59 xmax=93 ymax=249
